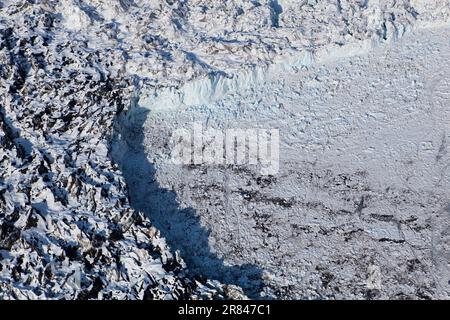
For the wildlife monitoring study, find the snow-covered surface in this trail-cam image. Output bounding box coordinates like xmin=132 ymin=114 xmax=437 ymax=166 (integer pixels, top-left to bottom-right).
xmin=0 ymin=0 xmax=244 ymax=300
xmin=114 ymin=26 xmax=450 ymax=299
xmin=1 ymin=0 xmax=450 ymax=299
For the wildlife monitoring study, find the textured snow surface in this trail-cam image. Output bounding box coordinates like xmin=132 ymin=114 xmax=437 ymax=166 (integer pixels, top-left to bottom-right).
xmin=1 ymin=0 xmax=450 ymax=299
xmin=114 ymin=27 xmax=450 ymax=299
xmin=0 ymin=0 xmax=242 ymax=300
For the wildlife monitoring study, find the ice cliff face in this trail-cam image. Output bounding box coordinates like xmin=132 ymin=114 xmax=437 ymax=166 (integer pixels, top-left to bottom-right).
xmin=0 ymin=0 xmax=449 ymax=299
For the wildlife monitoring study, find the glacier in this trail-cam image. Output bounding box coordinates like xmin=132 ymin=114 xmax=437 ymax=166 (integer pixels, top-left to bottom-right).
xmin=1 ymin=0 xmax=450 ymax=300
